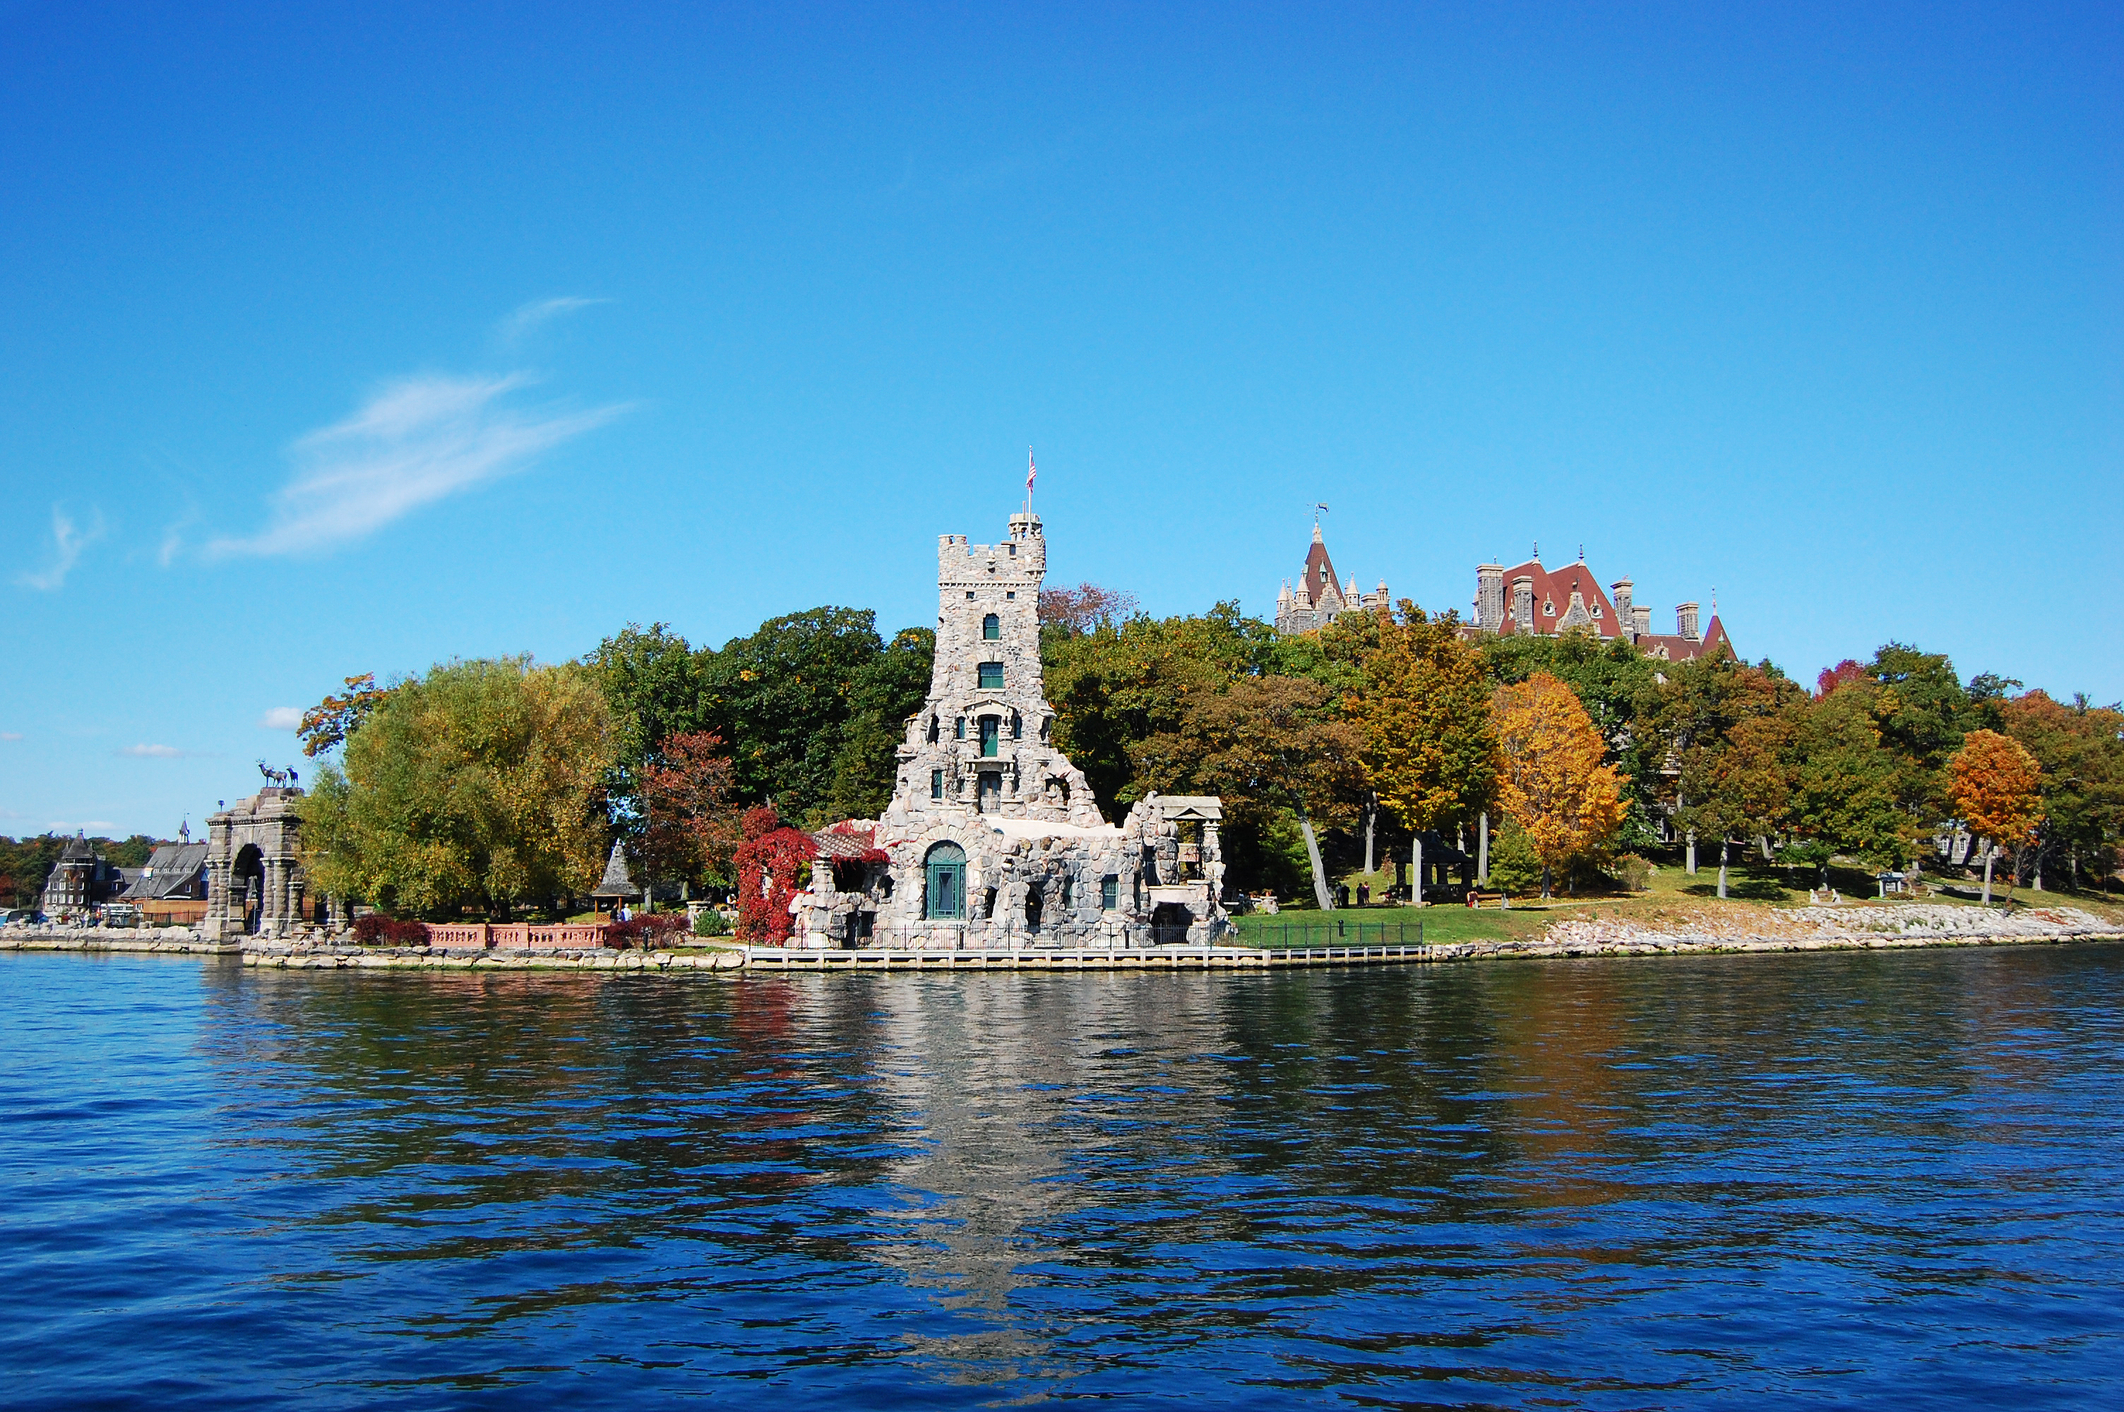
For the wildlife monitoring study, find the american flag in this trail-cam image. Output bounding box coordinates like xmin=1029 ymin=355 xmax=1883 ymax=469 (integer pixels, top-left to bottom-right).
xmin=1027 ymin=449 xmax=1037 ymax=492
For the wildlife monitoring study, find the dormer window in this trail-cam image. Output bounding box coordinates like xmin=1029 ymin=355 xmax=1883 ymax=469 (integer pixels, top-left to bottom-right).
xmin=978 ymin=662 xmax=1004 ymax=689
xmin=1592 ymin=606 xmax=1603 ymax=617
xmin=982 ymin=613 xmax=1000 ymax=640
xmin=1544 ymin=601 xmax=1556 ymax=616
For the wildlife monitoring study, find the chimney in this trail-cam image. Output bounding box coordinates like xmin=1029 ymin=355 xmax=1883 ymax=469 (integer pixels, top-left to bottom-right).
xmin=1632 ymin=605 xmax=1651 ymax=638
xmin=1476 ymin=564 xmax=1504 ymax=632
xmin=1611 ymin=579 xmax=1634 ymax=641
xmin=1677 ymin=602 xmax=1700 ymax=641
xmin=1512 ymin=575 xmax=1535 ymax=636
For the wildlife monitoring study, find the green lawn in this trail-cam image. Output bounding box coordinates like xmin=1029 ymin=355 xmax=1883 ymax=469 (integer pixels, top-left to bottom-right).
xmin=1230 ymin=903 xmax=1550 ymax=947
xmin=1228 ymin=852 xmax=2124 ymax=948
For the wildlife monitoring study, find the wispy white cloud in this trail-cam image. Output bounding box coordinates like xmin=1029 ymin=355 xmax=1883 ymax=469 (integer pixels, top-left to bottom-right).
xmin=120 ymin=743 xmax=188 ymax=758
xmin=0 ymin=732 xmax=21 ymax=742
xmin=50 ymin=820 xmax=116 ymax=832
xmin=259 ymin=707 xmax=304 ymax=730
xmin=499 ymin=296 xmax=606 ymax=343
xmin=205 ymin=374 xmax=627 ymax=558
xmin=17 ymin=505 xmax=106 ymax=590
xmin=158 ymin=504 xmax=200 ymax=567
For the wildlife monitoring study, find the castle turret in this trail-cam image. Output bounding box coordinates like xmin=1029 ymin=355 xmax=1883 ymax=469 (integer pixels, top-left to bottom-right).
xmin=1611 ymin=579 xmax=1634 ymax=642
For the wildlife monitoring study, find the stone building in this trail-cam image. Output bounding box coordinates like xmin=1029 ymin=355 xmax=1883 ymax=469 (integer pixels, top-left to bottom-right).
xmin=202 ymin=787 xmax=312 ymax=938
xmin=789 ymin=509 xmax=1228 ymax=949
xmin=1469 ymin=551 xmax=1731 ymax=662
xmin=38 ymin=834 xmax=127 ymax=920
xmin=1275 ymin=523 xmax=1390 ymax=635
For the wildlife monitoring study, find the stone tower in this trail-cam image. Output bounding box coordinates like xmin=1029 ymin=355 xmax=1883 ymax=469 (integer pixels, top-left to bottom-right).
xmin=883 ymin=511 xmax=1103 ymax=830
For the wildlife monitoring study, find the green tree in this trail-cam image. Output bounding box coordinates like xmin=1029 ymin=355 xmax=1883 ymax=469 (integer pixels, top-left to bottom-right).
xmin=1998 ymin=691 xmax=2124 ymax=892
xmin=819 ymin=627 xmax=935 ymax=822
xmin=700 ymin=607 xmax=894 ymax=824
xmin=1653 ymin=656 xmax=1802 ymax=894
xmin=1783 ymin=686 xmax=1913 ymax=880
xmin=1130 ymin=675 xmax=1367 ymax=908
xmin=1043 ymin=603 xmax=1277 ymax=815
xmin=584 ymin=623 xmax=714 ymax=821
xmin=298 ymin=658 xmax=616 ymax=918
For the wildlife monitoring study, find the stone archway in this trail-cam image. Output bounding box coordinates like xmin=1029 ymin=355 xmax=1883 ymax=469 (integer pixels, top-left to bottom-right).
xmin=204 ymin=787 xmax=306 ymax=940
xmin=232 ymin=844 xmax=265 ymax=934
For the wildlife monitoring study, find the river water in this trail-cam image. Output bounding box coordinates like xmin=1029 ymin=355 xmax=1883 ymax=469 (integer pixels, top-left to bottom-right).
xmin=3 ymin=945 xmax=2120 ymax=1409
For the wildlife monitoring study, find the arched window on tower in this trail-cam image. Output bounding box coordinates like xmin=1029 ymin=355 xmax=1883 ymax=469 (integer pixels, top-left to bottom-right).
xmin=982 ymin=613 xmax=1000 ymax=640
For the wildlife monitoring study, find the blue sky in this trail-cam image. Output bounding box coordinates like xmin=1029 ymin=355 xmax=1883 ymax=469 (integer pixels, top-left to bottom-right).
xmin=3 ymin=2 xmax=2118 ymax=838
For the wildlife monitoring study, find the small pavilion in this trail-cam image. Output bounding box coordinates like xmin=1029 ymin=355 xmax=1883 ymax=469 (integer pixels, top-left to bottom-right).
xmin=591 ymin=840 xmax=641 ymax=918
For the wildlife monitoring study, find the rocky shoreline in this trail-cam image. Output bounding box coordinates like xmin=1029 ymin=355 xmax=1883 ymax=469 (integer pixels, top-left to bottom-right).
xmin=3 ymin=905 xmax=2118 ymax=972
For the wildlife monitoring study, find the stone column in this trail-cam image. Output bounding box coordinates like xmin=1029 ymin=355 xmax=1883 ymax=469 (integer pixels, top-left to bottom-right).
xmin=205 ymin=860 xmax=233 ymax=939
xmin=261 ymin=859 xmax=285 ymax=936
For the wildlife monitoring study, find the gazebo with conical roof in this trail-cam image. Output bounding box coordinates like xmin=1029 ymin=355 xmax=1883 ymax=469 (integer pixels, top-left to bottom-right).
xmin=590 ymin=839 xmax=641 ymax=918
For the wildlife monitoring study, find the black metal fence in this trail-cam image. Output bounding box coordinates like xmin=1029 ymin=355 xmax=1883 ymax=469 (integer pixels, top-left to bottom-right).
xmin=1239 ymin=918 xmax=1426 ymax=948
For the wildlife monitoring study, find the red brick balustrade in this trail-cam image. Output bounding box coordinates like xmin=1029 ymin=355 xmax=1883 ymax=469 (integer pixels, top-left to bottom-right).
xmin=421 ymin=923 xmax=610 ymax=949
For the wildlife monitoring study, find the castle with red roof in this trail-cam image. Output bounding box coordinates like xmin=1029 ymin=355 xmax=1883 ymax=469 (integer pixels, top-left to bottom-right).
xmin=1470 ymin=549 xmax=1730 ymax=661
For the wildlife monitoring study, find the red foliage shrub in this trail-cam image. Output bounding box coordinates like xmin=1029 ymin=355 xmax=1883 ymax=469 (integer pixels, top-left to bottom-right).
xmin=352 ymin=914 xmax=431 ymax=946
xmin=602 ymin=913 xmax=688 ymax=949
xmin=733 ymin=805 xmax=815 ymax=945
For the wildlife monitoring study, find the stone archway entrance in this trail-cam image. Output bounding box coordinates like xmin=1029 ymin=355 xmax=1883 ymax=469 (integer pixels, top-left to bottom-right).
xmin=233 ymin=844 xmax=266 ymax=934
xmin=204 ymin=787 xmax=307 ymax=940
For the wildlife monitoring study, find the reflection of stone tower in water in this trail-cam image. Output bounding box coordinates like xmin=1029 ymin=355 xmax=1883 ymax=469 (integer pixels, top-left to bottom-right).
xmin=791 ymin=505 xmax=1228 ymax=950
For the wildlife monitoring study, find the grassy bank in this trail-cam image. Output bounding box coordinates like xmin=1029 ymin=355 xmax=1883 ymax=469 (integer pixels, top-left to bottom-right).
xmin=1233 ymin=856 xmax=2124 ymax=948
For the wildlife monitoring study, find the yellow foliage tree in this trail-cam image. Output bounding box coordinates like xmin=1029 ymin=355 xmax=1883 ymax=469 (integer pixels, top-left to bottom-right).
xmin=1352 ymin=606 xmax=1499 ymax=836
xmin=1492 ymin=672 xmax=1627 ymax=898
xmin=299 ymin=658 xmax=615 ymax=918
xmin=1948 ymin=728 xmax=2042 ymax=904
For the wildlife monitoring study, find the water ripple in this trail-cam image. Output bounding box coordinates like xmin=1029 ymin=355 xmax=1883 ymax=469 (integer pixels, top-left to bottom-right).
xmin=1 ymin=945 xmax=2120 ymax=1408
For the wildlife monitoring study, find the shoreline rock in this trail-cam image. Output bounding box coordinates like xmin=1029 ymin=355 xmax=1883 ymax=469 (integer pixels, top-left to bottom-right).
xmin=4 ymin=905 xmax=2118 ymax=972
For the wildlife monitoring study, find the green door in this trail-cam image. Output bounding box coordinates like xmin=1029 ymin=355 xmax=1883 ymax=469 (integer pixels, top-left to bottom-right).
xmin=925 ymin=842 xmax=966 ymax=920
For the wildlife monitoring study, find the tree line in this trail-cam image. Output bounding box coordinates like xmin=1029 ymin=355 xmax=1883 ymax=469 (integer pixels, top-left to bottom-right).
xmin=279 ymin=589 xmax=2123 ymax=921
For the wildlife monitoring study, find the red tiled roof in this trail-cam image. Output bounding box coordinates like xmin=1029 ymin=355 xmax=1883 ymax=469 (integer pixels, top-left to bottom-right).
xmin=1303 ymin=535 xmax=1340 ymax=607
xmin=1498 ymin=558 xmax=1622 ymax=639
xmin=1636 ymin=616 xmax=1731 ymax=663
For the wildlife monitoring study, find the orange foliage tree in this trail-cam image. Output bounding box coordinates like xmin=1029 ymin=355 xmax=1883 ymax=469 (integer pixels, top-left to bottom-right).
xmin=1948 ymin=729 xmax=2042 ymax=904
xmin=1492 ymin=672 xmax=1627 ymax=898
